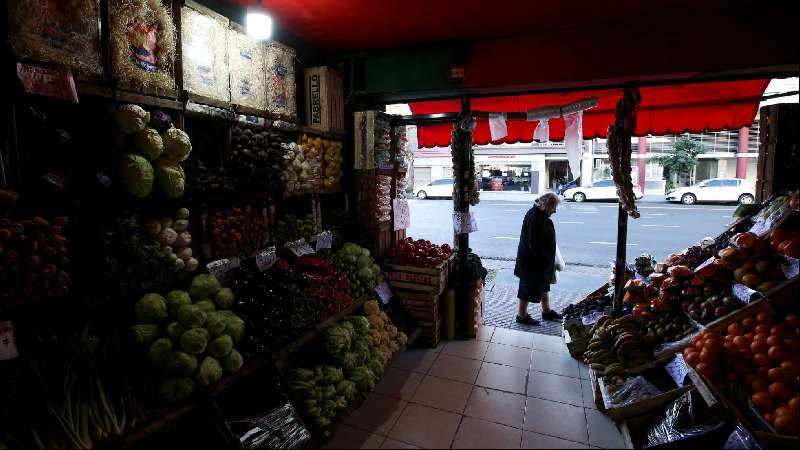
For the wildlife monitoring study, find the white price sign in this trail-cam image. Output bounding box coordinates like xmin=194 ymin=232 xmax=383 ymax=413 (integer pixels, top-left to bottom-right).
xmin=0 ymin=321 xmax=19 ymax=360
xmin=207 ymin=257 xmax=240 ymax=284
xmin=312 ymin=231 xmax=333 ymax=250
xmin=375 ymin=281 xmax=393 ymax=304
xmin=286 ymin=239 xmax=315 ymax=257
xmin=664 ymin=354 xmax=690 ymax=387
xmin=256 ymin=247 xmax=277 ymax=272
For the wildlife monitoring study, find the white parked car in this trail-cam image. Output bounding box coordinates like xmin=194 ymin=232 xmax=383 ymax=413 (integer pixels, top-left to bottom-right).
xmin=414 ymin=178 xmax=453 ymax=199
xmin=666 ymin=178 xmax=755 ymax=205
xmin=564 ymin=179 xmax=643 ymax=202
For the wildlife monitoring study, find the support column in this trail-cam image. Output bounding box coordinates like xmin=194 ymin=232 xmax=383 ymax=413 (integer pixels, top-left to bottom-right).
xmin=638 ymin=137 xmax=648 ymax=190
xmin=736 ymin=127 xmax=749 ymax=179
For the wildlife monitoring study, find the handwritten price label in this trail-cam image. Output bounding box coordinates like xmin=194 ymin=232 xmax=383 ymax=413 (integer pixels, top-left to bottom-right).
xmin=581 ymin=311 xmax=605 ymax=326
xmin=664 ymin=354 xmax=690 ymax=387
xmin=0 ymin=321 xmax=19 ymax=360
xmin=782 ymin=256 xmax=799 ymax=280
xmin=312 ymin=231 xmax=333 ymax=250
xmin=207 ymin=258 xmax=240 ymax=284
xmin=256 ymin=247 xmax=277 ymax=272
xmin=286 ymin=239 xmax=315 ymax=257
xmin=375 ymin=281 xmax=393 ymax=304
xmin=732 ymin=283 xmax=759 ymax=304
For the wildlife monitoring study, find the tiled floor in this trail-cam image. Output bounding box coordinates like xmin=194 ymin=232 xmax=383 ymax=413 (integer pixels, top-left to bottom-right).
xmin=325 ymin=327 xmax=625 ymax=449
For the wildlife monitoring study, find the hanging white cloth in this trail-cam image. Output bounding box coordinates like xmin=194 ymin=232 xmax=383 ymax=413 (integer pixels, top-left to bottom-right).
xmin=552 ymin=244 xmax=565 ymax=284
xmin=488 ymin=113 xmax=507 ymax=141
xmin=563 ymin=111 xmax=583 ymax=179
xmin=533 ymin=119 xmax=550 ymax=142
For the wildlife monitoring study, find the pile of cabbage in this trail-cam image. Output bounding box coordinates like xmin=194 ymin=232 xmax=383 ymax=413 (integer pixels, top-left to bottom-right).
xmin=130 ymin=274 xmax=246 ymax=403
xmin=146 ymin=207 xmax=198 ymax=273
xmin=327 ymin=243 xmax=382 ymax=297
xmin=288 ymin=365 xmax=357 ymax=430
xmin=115 ymin=104 xmax=192 ymax=199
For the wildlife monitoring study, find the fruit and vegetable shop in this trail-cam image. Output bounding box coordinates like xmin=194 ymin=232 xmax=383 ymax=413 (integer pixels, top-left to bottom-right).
xmin=0 ymin=1 xmax=798 ymax=449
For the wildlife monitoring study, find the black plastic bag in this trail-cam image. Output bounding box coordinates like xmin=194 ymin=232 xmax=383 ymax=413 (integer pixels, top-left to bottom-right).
xmin=723 ymin=422 xmax=762 ymax=449
xmin=226 ymin=402 xmax=311 ymax=449
xmin=643 ymin=391 xmax=727 ymax=448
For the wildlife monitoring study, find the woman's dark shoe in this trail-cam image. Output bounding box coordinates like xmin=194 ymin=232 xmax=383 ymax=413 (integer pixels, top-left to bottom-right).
xmin=516 ymin=314 xmax=540 ymax=326
xmin=542 ymin=310 xmax=563 ymax=321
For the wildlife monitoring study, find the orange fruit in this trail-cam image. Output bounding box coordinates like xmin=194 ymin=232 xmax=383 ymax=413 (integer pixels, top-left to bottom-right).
xmin=769 ymin=382 xmax=794 ymax=402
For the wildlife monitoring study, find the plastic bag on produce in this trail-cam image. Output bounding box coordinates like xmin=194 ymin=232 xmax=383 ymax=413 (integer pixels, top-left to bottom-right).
xmin=605 ymin=376 xmax=663 ymax=409
xmin=643 ymin=391 xmax=728 ymax=448
xmin=723 ymin=422 xmax=762 ymax=449
xmin=226 ymin=402 xmax=311 ymax=449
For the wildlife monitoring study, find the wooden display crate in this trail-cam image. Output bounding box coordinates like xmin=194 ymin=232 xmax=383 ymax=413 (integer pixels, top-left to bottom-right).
xmin=592 ymin=366 xmax=694 ymax=421
xmin=394 ymin=289 xmax=441 ymax=347
xmin=304 ymin=66 xmax=344 ymax=133
xmin=385 ymin=255 xmax=454 ymax=295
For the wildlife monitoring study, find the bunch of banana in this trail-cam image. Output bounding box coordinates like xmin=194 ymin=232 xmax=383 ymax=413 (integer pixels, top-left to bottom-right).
xmin=583 ymin=315 xmax=653 ymax=376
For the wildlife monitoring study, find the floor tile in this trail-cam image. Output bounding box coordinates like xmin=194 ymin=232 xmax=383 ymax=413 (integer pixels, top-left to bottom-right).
xmin=484 ymin=343 xmax=533 ymax=369
xmin=388 ymin=403 xmax=462 ymax=449
xmin=580 ymin=379 xmax=599 ymax=410
xmin=411 ymin=375 xmax=473 ymax=414
xmin=578 ymin=363 xmax=590 ymax=380
xmin=380 ymin=438 xmax=420 ymax=449
xmin=429 ymin=353 xmax=482 ymax=384
xmin=392 ymin=349 xmax=439 ymax=373
xmin=323 ymin=425 xmax=385 ymax=449
xmin=442 ymin=340 xmax=490 ymax=360
xmin=523 ymin=397 xmax=588 ymax=443
xmin=522 ymin=431 xmax=589 ymax=449
xmin=585 ymin=408 xmax=625 ymax=449
xmin=427 ymin=342 xmax=446 ymax=353
xmin=452 ymin=417 xmax=523 ymax=449
xmin=528 ymin=371 xmax=583 ymax=407
xmin=532 ymin=350 xmax=580 ymax=378
xmin=476 ymin=326 xmax=495 ymax=342
xmin=491 ymin=328 xmax=535 ymax=348
xmin=374 ymin=368 xmax=424 ymax=401
xmin=532 ymin=334 xmax=569 ymax=354
xmin=476 ymin=362 xmax=528 ymax=394
xmin=344 ymin=393 xmax=408 ymax=436
xmin=464 ymin=386 xmax=526 ymax=428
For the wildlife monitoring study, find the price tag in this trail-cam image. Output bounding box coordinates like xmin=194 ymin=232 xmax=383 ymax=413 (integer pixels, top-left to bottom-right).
xmin=375 ymin=281 xmax=393 ymax=304
xmin=452 ymin=211 xmax=478 ymax=234
xmin=311 ymin=231 xmax=333 ymax=250
xmin=782 ymin=256 xmax=799 ymax=280
xmin=581 ymin=311 xmax=605 ymax=326
xmin=732 ymin=283 xmax=759 ymax=304
xmin=256 ymin=247 xmax=277 ymax=272
xmin=0 ymin=321 xmax=19 ymax=360
xmin=17 ymin=63 xmax=78 ymax=103
xmin=693 ymin=256 xmax=716 ymax=273
xmin=207 ymin=258 xmax=239 ymax=284
xmin=664 ymin=354 xmax=690 ymax=387
xmin=286 ymin=239 xmax=315 ymax=257
xmin=393 ymin=199 xmax=411 ymax=231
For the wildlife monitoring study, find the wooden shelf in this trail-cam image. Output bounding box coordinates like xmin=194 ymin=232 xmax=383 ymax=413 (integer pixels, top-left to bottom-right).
xmin=75 ymin=81 xmax=183 ymax=110
xmin=299 ymin=125 xmax=345 ymax=140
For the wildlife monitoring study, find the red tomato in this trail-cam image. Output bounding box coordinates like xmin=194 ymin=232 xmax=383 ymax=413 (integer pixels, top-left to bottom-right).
xmin=728 ymin=323 xmax=746 ymax=336
xmin=704 ymin=339 xmax=723 ymax=353
xmin=755 ymin=324 xmax=771 ymax=335
xmin=781 ymin=361 xmax=799 ymax=377
xmin=751 ymin=341 xmax=770 ymax=355
xmin=699 ymin=349 xmax=718 ymax=363
xmin=725 ymin=334 xmax=736 ymax=342
xmin=754 ymin=353 xmax=774 ymax=367
xmin=757 ymin=313 xmax=775 ymax=326
xmin=745 ymin=332 xmax=756 ymax=340
xmin=724 ymin=342 xmax=740 ymax=357
xmin=769 ymin=367 xmax=790 ymax=383
xmin=685 ymin=352 xmax=701 ymax=367
xmin=759 ymin=367 xmax=771 ymax=378
xmin=789 ymin=395 xmax=799 ymax=411
xmin=683 ymin=347 xmax=697 ymax=360
xmin=769 ymin=382 xmax=794 ymax=402
xmin=734 ymin=336 xmax=751 ymax=349
xmin=696 ymin=363 xmax=716 ymax=379
xmin=774 ymin=413 xmax=799 ymax=436
xmin=752 ymin=392 xmax=776 ymax=412
xmin=786 ymin=314 xmax=800 ymax=327
xmin=769 ymin=346 xmax=788 ymax=362
xmin=771 ymin=325 xmax=788 ymax=336
xmin=743 ymin=318 xmax=757 ymax=330
xmin=767 ymin=335 xmax=784 ymax=347
xmin=751 ymin=379 xmax=770 ymax=393
xmin=764 ymin=413 xmax=776 ymax=425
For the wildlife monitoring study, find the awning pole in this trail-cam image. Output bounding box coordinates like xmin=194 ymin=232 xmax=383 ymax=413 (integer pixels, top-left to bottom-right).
xmin=456 ymin=96 xmax=472 ymax=339
xmin=613 ymin=204 xmax=628 ymax=315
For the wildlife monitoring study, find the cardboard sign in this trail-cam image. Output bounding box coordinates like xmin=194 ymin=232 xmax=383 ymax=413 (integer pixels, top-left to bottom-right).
xmin=664 ymin=354 xmax=690 ymax=387
xmin=732 ymin=283 xmax=759 ymax=304
xmin=256 ymin=247 xmax=277 ymax=272
xmin=286 ymin=239 xmax=315 ymax=257
xmin=782 ymin=256 xmax=799 ymax=280
xmin=375 ymin=281 xmax=393 ymax=304
xmin=0 ymin=321 xmax=19 ymax=361
xmin=393 ymin=199 xmax=410 ymax=231
xmin=17 ymin=63 xmax=78 ymax=103
xmin=207 ymin=257 xmax=240 ymax=284
xmin=453 ymin=211 xmax=478 ymax=234
xmin=312 ymin=231 xmax=333 ymax=250
xmin=581 ymin=311 xmax=606 ymax=326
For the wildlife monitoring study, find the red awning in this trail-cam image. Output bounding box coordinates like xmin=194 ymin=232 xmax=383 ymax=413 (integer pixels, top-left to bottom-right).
xmin=410 ymin=79 xmax=769 ymax=148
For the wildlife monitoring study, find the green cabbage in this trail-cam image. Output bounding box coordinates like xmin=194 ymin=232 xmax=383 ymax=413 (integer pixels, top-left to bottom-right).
xmin=368 ymin=358 xmax=385 ymax=378
xmin=155 ymin=160 xmax=185 ymax=198
xmin=214 ymin=287 xmax=235 ymax=309
xmin=340 ymin=351 xmax=359 ymax=371
xmin=207 ymin=335 xmax=233 ymax=358
xmin=162 ymin=128 xmax=192 ymax=162
xmin=397 ymin=331 xmax=408 ymax=347
xmin=116 ymin=104 xmax=150 ymax=134
xmin=197 ymin=356 xmax=223 ymax=386
xmin=293 ymin=368 xmax=315 ymax=382
xmin=166 ymin=321 xmax=183 ymax=343
xmin=177 ymin=305 xmax=207 ymax=329
xmin=159 ymin=377 xmax=194 ymax=403
xmin=180 ymin=328 xmax=209 ymax=355
xmin=147 ymin=338 xmax=173 ymax=368
xmin=223 ymin=315 xmax=246 ymax=343
xmin=165 ymin=290 xmax=192 ymax=318
xmin=134 ymin=127 xmax=164 ymax=160
xmin=166 ymin=351 xmax=198 ymax=376
xmin=322 ymin=366 xmax=344 ymax=385
xmin=346 ymin=316 xmax=370 ymax=335
xmin=350 ymin=366 xmax=376 ymax=393
xmin=194 ymin=299 xmax=216 ymax=314
xmin=189 ymin=274 xmax=221 ymax=298
xmin=353 ymin=339 xmax=372 ymax=363
xmin=336 ymin=380 xmax=357 ymax=401
xmin=204 ymin=312 xmax=226 ymax=337
xmin=120 ymin=153 xmax=154 ymax=198
xmin=324 ymin=324 xmax=352 ymax=355
xmin=134 ymin=293 xmax=167 ymax=323
xmin=131 ymin=324 xmax=159 ymax=346
xmin=223 ymin=349 xmax=244 ymax=374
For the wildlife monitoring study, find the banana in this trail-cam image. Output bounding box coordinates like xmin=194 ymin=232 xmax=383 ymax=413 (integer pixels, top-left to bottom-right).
xmin=590 ymin=363 xmax=607 ymax=372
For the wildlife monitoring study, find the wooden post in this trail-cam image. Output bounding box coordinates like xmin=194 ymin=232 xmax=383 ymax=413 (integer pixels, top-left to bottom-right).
xmin=456 ymin=97 xmax=472 ymax=339
xmin=613 ymin=203 xmax=628 ymax=315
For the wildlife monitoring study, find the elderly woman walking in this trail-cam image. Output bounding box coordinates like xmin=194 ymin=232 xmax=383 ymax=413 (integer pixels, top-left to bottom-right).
xmin=514 ymin=192 xmax=563 ymax=326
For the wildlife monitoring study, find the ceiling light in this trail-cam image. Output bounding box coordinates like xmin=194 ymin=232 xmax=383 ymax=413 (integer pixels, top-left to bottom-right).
xmin=246 ymin=6 xmax=272 ymax=40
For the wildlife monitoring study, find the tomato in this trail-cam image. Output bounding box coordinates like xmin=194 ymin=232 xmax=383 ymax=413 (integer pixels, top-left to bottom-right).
xmin=696 ymin=363 xmax=716 ymax=379
xmin=774 ymin=413 xmax=799 ymax=436
xmin=754 ymin=353 xmax=773 ymax=367
xmin=789 ymin=395 xmax=799 ymax=411
xmin=728 ymin=323 xmax=746 ymax=336
xmin=752 ymin=392 xmax=776 ymax=412
xmin=734 ymin=336 xmax=751 ymax=349
xmin=769 ymin=346 xmax=788 ymax=362
xmin=771 ymin=325 xmax=788 ymax=336
xmin=781 ymin=361 xmax=799 ymax=377
xmin=785 ymin=339 xmax=800 ymax=352
xmin=769 ymin=382 xmax=794 ymax=402
xmin=786 ymin=314 xmax=800 ymax=327
xmin=753 ymin=332 xmax=769 ymax=342
xmin=743 ymin=318 xmax=757 ymax=329
xmin=751 ymin=341 xmax=770 ymax=355
xmin=704 ymin=339 xmax=723 ymax=353
xmin=745 ymin=332 xmax=756 ymax=340
xmin=725 ymin=334 xmax=736 ymax=342
xmin=764 ymin=413 xmax=776 ymax=425
xmin=751 ymin=379 xmax=770 ymax=393
xmin=734 ymin=361 xmax=752 ymax=376
xmin=767 ymin=335 xmax=783 ymax=347
xmin=769 ymin=367 xmax=790 ymax=383
xmin=685 ymin=352 xmax=701 ymax=367
xmin=759 ymin=367 xmax=771 ymax=378
xmin=739 ymin=349 xmax=755 ymax=361
xmin=683 ymin=347 xmax=697 ymax=360
xmin=699 ymin=349 xmax=718 ymax=363
xmin=690 ymin=334 xmax=703 ymax=347
xmin=755 ymin=324 xmax=771 ymax=334
xmin=775 ymin=406 xmax=793 ymax=417
xmin=724 ymin=342 xmax=740 ymax=357
xmin=757 ymin=313 xmax=775 ymax=326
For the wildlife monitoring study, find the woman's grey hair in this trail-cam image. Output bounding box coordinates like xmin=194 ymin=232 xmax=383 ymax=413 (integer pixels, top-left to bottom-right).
xmin=536 ymin=192 xmax=561 ymax=210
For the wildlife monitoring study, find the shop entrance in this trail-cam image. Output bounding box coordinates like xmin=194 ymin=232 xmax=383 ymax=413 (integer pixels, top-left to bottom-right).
xmin=479 ymin=164 xmax=531 ymax=191
xmin=547 ymin=160 xmax=572 ymax=188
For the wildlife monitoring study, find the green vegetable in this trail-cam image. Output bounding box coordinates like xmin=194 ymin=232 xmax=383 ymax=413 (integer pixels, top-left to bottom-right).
xmin=165 ymin=290 xmax=192 ymax=318
xmin=189 ymin=274 xmax=221 ymax=298
xmin=351 ymin=366 xmax=376 ymax=392
xmin=223 ymin=315 xmax=246 ymax=343
xmin=207 ymin=335 xmax=233 ymax=358
xmin=368 ymin=358 xmax=385 ymax=378
xmin=223 ymin=349 xmax=244 ymax=374
xmin=147 ymin=338 xmax=173 ymax=368
xmin=214 ymin=287 xmax=235 ymax=309
xmin=134 ymin=293 xmax=167 ymax=323
xmin=159 ymin=377 xmax=194 ymax=403
xmin=204 ymin=312 xmax=226 ymax=337
xmin=120 ymin=152 xmax=154 ymax=198
xmin=166 ymin=351 xmax=198 ymax=376
xmin=322 ymin=385 xmax=337 ymax=400
xmin=197 ymin=356 xmax=223 ymax=386
xmin=177 ymin=305 xmax=207 ymax=329
xmin=166 ymin=321 xmax=183 ymax=343
xmin=335 ymin=396 xmax=348 ymax=410
xmin=353 ymin=339 xmax=372 ymax=362
xmin=162 ymin=127 xmax=192 ymax=162
xmin=336 ymin=380 xmax=357 ymax=401
xmin=340 ymin=351 xmax=360 ymax=371
xmin=180 ymin=328 xmax=209 ymax=355
xmin=155 ymin=160 xmax=185 ymax=198
xmin=194 ymin=299 xmax=216 ymax=314
xmin=293 ymin=368 xmax=315 ymax=382
xmin=322 ymin=366 xmax=344 ymax=385
xmin=346 ymin=316 xmax=370 ymax=335
xmin=324 ymin=324 xmax=352 ymax=355
xmin=116 ymin=104 xmax=150 ymax=134
xmin=134 ymin=127 xmax=164 ymax=160
xmin=396 ymin=331 xmax=408 ymax=347
xmin=131 ymin=324 xmax=159 ymax=346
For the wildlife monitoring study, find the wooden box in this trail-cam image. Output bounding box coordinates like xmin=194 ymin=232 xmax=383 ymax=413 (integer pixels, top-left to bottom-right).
xmin=264 ymin=41 xmax=298 ymax=121
xmin=385 ymin=255 xmax=454 ymax=295
xmin=227 ymin=25 xmax=267 ymax=110
xmin=304 ymin=66 xmax=344 ymax=133
xmin=181 ymin=4 xmax=230 ymax=102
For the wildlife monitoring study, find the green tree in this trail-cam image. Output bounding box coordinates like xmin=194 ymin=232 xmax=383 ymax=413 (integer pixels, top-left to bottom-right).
xmin=649 ymin=137 xmax=704 ymax=191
